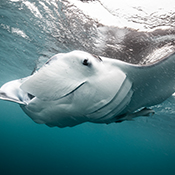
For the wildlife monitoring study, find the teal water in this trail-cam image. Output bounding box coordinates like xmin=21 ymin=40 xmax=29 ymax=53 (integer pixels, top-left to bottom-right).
xmin=1 ymin=1 xmax=175 ymax=175
xmin=1 ymin=100 xmax=175 ymax=175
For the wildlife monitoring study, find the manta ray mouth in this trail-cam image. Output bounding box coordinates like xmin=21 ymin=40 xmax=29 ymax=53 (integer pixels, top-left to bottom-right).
xmin=24 ymin=82 xmax=85 ymax=104
xmin=26 ymin=82 xmax=85 ymax=102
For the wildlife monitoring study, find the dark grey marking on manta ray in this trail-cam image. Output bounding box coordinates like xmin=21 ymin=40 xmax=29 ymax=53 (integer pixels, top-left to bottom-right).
xmin=28 ymin=93 xmax=35 ymax=100
xmin=92 ymin=54 xmax=103 ymax=61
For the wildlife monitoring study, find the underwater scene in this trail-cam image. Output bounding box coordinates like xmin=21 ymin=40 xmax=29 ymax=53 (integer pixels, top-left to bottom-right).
xmin=1 ymin=0 xmax=175 ymax=174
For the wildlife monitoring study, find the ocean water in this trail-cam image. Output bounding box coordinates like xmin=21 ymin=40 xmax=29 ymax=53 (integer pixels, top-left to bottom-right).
xmin=1 ymin=0 xmax=175 ymax=175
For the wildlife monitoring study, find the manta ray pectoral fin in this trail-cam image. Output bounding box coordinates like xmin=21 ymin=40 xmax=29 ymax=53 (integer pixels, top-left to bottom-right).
xmin=104 ymin=51 xmax=175 ymax=111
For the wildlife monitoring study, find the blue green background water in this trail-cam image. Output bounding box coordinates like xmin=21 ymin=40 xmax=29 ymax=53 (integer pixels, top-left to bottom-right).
xmin=0 ymin=1 xmax=175 ymax=175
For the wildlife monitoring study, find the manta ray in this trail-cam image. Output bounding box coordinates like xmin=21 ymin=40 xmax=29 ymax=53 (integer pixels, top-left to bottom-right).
xmin=0 ymin=50 xmax=175 ymax=128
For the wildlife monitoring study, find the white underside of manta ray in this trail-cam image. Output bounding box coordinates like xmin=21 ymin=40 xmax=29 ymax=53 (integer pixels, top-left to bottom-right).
xmin=0 ymin=50 xmax=175 ymax=128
